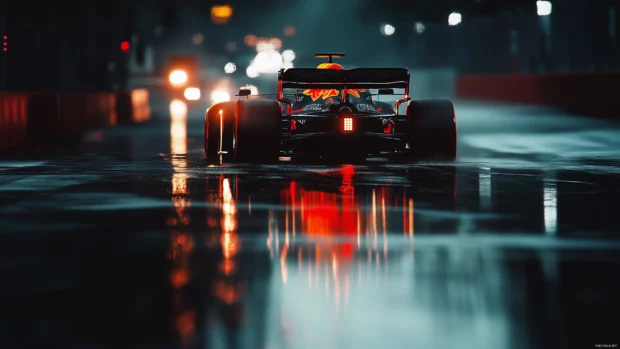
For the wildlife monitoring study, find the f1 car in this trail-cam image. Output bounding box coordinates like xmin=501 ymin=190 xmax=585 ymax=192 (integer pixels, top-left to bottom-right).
xmin=205 ymin=53 xmax=456 ymax=163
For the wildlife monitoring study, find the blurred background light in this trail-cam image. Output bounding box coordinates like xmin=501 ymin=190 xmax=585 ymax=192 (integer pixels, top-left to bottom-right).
xmin=169 ymin=70 xmax=188 ymax=86
xmin=283 ymin=25 xmax=296 ymax=37
xmin=246 ymin=65 xmax=259 ymax=78
xmin=240 ymin=84 xmax=259 ymax=95
xmin=537 ymin=1 xmax=552 ymax=16
xmin=192 ymin=33 xmax=204 ymax=45
xmin=244 ymin=34 xmax=257 ymax=46
xmin=211 ymin=5 xmax=233 ymax=24
xmin=256 ymin=41 xmax=275 ymax=52
xmin=251 ymin=50 xmax=283 ymax=74
xmin=448 ymin=12 xmax=462 ymax=26
xmin=282 ymin=49 xmax=296 ymax=62
xmin=211 ymin=89 xmax=230 ymax=104
xmin=224 ymin=62 xmax=236 ymax=74
xmin=225 ymin=42 xmax=237 ymax=53
xmin=184 ymin=87 xmax=201 ymax=101
xmin=380 ymin=24 xmax=395 ymax=36
xmin=414 ymin=22 xmax=425 ymax=34
xmin=269 ymin=38 xmax=282 ymax=50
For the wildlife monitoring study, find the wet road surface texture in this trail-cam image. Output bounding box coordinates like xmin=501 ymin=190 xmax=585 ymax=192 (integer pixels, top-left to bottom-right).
xmin=1 ymin=98 xmax=620 ymax=349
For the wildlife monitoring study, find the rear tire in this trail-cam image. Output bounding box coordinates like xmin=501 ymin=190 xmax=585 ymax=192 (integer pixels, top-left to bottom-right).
xmin=205 ymin=101 xmax=236 ymax=162
xmin=407 ymin=99 xmax=457 ymax=160
xmin=234 ymin=99 xmax=282 ymax=163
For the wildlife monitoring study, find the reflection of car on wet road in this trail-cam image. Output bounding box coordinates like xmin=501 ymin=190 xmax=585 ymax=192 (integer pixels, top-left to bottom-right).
xmin=205 ymin=53 xmax=457 ymax=163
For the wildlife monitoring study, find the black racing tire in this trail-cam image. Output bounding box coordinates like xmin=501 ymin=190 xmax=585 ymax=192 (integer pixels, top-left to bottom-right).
xmin=234 ymin=99 xmax=282 ymax=163
xmin=205 ymin=101 xmax=236 ymax=162
xmin=407 ymin=99 xmax=457 ymax=161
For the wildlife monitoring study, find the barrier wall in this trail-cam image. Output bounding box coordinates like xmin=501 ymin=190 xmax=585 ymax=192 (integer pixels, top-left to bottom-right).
xmin=409 ymin=68 xmax=456 ymax=99
xmin=0 ymin=90 xmax=151 ymax=150
xmin=0 ymin=94 xmax=29 ymax=150
xmin=455 ymin=74 xmax=620 ymax=118
xmin=116 ymin=89 xmax=151 ymax=124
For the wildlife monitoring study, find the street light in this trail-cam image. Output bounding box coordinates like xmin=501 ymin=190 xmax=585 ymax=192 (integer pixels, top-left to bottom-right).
xmin=211 ymin=5 xmax=233 ymax=24
xmin=184 ymin=87 xmax=201 ymax=101
xmin=448 ymin=12 xmax=462 ymax=26
xmin=414 ymin=22 xmax=425 ymax=34
xmin=211 ymin=90 xmax=230 ymax=104
xmin=537 ymin=1 xmax=552 ymax=16
xmin=246 ymin=65 xmax=259 ymax=78
xmin=282 ymin=49 xmax=296 ymax=62
xmin=224 ymin=62 xmax=236 ymax=74
xmin=381 ymin=24 xmax=395 ymax=36
xmin=169 ymin=70 xmax=188 ymax=86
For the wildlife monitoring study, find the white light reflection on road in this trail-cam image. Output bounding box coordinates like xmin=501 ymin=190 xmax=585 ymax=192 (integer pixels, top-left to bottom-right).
xmin=544 ymin=172 xmax=558 ymax=236
xmin=167 ymin=99 xmax=194 ymax=345
xmin=479 ymin=166 xmax=492 ymax=210
xmin=170 ymin=99 xmax=188 ymax=190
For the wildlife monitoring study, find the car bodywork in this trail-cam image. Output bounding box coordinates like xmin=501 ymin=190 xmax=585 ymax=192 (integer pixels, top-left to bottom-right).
xmin=207 ymin=54 xmax=456 ymax=163
xmin=274 ymin=61 xmax=413 ymax=159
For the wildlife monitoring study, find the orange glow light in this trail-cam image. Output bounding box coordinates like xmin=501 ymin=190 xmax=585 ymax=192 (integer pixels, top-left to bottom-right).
xmin=171 ymin=268 xmax=189 ymax=288
xmin=244 ymin=34 xmax=257 ymax=46
xmin=283 ymin=25 xmax=296 ymax=36
xmin=211 ymin=5 xmax=233 ymax=24
xmin=176 ymin=310 xmax=196 ymax=340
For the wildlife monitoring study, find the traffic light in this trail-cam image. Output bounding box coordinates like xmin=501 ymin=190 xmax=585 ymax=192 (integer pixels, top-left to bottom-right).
xmin=120 ymin=41 xmax=130 ymax=53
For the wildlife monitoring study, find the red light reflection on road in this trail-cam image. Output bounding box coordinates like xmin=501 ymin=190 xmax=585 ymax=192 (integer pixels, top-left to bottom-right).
xmin=273 ymin=166 xmax=415 ymax=308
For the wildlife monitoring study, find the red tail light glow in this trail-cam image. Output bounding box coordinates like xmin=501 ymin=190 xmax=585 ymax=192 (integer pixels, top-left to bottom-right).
xmin=343 ymin=117 xmax=353 ymax=132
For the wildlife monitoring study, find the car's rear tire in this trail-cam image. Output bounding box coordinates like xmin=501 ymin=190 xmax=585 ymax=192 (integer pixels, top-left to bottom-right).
xmin=234 ymin=99 xmax=282 ymax=163
xmin=205 ymin=101 xmax=236 ymax=162
xmin=407 ymin=99 xmax=457 ymax=160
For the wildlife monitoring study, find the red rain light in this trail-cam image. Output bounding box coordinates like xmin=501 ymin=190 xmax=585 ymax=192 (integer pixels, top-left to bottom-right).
xmin=120 ymin=41 xmax=130 ymax=52
xmin=343 ymin=117 xmax=353 ymax=132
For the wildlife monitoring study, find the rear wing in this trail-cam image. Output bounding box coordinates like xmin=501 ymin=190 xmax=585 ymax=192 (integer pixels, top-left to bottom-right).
xmin=279 ymin=68 xmax=409 ymax=89
xmin=277 ymin=68 xmax=411 ymax=114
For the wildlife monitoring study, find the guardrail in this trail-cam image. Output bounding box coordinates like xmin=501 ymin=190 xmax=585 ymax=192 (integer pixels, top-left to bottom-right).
xmin=0 ymin=89 xmax=151 ymax=150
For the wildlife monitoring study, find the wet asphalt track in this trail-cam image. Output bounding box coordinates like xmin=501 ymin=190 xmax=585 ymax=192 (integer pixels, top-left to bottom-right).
xmin=1 ymin=98 xmax=620 ymax=349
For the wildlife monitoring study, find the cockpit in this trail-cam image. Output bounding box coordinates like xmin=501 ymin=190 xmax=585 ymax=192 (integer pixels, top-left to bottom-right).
xmin=290 ymin=87 xmax=396 ymax=115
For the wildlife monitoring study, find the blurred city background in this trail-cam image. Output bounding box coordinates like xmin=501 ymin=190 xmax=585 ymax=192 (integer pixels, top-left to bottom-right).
xmin=1 ymin=0 xmax=618 ymax=93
